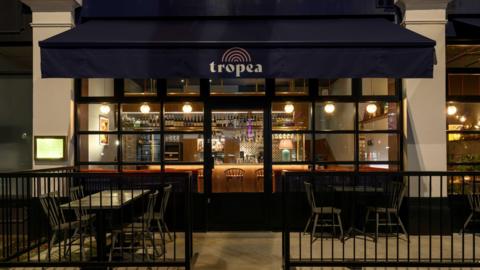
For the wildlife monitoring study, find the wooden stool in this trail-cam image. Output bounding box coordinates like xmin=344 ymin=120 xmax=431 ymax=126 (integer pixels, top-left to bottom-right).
xmin=224 ymin=168 xmax=245 ymax=192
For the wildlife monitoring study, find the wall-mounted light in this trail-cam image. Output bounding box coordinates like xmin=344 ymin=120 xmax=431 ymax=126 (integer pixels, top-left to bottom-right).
xmin=115 ymin=140 xmax=120 ymax=146
xmin=284 ymin=103 xmax=295 ymax=113
xmin=324 ymin=103 xmax=335 ymax=114
xmin=447 ymin=105 xmax=457 ymax=116
xmin=366 ymin=103 xmax=378 ymax=114
xmin=140 ymin=104 xmax=151 ymax=114
xmin=460 ymin=116 xmax=467 ymax=123
xmin=100 ymin=104 xmax=111 ymax=114
xmin=182 ymin=103 xmax=193 ymax=113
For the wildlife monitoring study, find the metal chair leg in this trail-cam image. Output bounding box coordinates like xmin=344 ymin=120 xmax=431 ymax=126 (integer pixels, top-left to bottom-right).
xmin=363 ymin=209 xmax=370 ymax=233
xmin=303 ymin=214 xmax=313 ymax=235
xmin=336 ymin=213 xmax=344 ymax=241
xmin=162 ymin=220 xmax=173 ymax=241
xmin=375 ymin=213 xmax=379 ymax=242
xmin=395 ymin=212 xmax=408 ymax=237
xmin=460 ymin=212 xmax=474 ymax=234
xmin=311 ymin=214 xmax=319 ymax=242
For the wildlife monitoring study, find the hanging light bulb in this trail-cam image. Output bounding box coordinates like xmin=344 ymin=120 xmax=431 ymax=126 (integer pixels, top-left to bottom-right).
xmin=324 ymin=103 xmax=336 ymax=114
xmin=284 ymin=103 xmax=295 ymax=113
xmin=460 ymin=115 xmax=467 ymax=123
xmin=99 ymin=104 xmax=111 ymax=114
xmin=140 ymin=104 xmax=151 ymax=114
xmin=182 ymin=103 xmax=193 ymax=113
xmin=447 ymin=105 xmax=458 ymax=116
xmin=366 ymin=103 xmax=378 ymax=114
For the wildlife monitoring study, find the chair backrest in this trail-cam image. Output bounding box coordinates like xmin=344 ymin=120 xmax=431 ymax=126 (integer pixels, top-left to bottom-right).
xmin=304 ymin=181 xmax=316 ymax=210
xmin=39 ymin=192 xmax=65 ymax=229
xmin=225 ymin=168 xmax=245 ymax=178
xmin=144 ymin=190 xmax=159 ymax=227
xmin=386 ymin=181 xmax=406 ymax=211
xmin=198 ymin=169 xmax=204 ymax=178
xmin=159 ymin=184 xmax=173 ymax=219
xmin=468 ymin=193 xmax=480 ymax=212
xmin=255 ymin=168 xmax=264 ymax=178
xmin=70 ymin=186 xmax=87 ymax=218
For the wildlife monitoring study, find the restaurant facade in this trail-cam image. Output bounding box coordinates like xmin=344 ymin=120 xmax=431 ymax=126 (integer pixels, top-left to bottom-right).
xmin=12 ymin=0 xmax=480 ymax=230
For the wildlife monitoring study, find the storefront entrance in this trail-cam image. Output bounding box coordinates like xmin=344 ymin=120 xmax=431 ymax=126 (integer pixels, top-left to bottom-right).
xmin=205 ymin=104 xmax=271 ymax=230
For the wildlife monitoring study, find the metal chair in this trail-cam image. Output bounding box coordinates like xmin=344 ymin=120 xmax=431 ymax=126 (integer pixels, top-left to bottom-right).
xmin=225 ymin=168 xmax=245 ymax=192
xmin=460 ymin=185 xmax=480 ymax=233
xmin=109 ymin=190 xmax=161 ymax=261
xmin=303 ymin=181 xmax=343 ymax=241
xmin=39 ymin=192 xmax=90 ymax=259
xmin=255 ymin=168 xmax=264 ymax=192
xmin=69 ymin=186 xmax=96 ymax=235
xmin=363 ymin=181 xmax=408 ymax=241
xmin=152 ymin=184 xmax=173 ymax=242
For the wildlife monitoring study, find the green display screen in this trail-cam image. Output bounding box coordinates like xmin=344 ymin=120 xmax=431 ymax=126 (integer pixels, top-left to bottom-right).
xmin=35 ymin=137 xmax=66 ymax=160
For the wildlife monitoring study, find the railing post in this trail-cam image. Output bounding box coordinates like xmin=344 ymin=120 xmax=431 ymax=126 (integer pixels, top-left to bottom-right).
xmin=185 ymin=173 xmax=193 ymax=270
xmin=282 ymin=171 xmax=290 ymax=270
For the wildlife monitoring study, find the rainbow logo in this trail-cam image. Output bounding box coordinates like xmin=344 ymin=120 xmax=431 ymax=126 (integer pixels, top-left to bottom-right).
xmin=210 ymin=47 xmax=263 ymax=77
xmin=221 ymin=47 xmax=252 ymax=63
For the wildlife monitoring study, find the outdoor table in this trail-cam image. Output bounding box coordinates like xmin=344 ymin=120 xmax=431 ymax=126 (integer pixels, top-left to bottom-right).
xmin=60 ymin=189 xmax=149 ymax=260
xmin=330 ymin=185 xmax=384 ymax=240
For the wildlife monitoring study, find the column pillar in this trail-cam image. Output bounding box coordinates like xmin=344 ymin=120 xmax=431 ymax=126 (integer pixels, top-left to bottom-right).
xmin=21 ymin=0 xmax=79 ymax=169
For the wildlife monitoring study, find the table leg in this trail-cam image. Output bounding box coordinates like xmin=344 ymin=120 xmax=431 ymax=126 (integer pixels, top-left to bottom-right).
xmin=95 ymin=211 xmax=106 ymax=260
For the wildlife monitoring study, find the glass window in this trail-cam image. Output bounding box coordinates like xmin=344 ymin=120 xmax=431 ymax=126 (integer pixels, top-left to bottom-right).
xmin=315 ymin=134 xmax=354 ymax=162
xmin=167 ymin=79 xmax=200 ymax=96
xmin=448 ymin=74 xmax=480 ymax=96
xmin=79 ymin=165 xmax=118 ymax=171
xmin=315 ymin=102 xmax=355 ymax=131
xmin=447 ymin=45 xmax=480 ymax=69
xmin=122 ymin=134 xmax=161 ymax=163
xmin=359 ymin=164 xmax=399 ymax=172
xmin=164 ymin=134 xmax=204 ymax=163
xmin=319 ymin=79 xmax=352 ymax=96
xmin=78 ymin=134 xmax=118 ymax=163
xmin=359 ymin=102 xmax=399 ymax=131
xmin=81 ymin=79 xmax=114 ymax=97
xmin=78 ymin=103 xmax=117 ymax=131
xmin=359 ymin=134 xmax=399 ymax=162
xmin=272 ymin=102 xmax=311 ymax=131
xmin=164 ymin=102 xmax=204 ymax=131
xmin=447 ymin=103 xmax=480 ymax=131
xmin=210 ymin=79 xmax=265 ymax=96
xmin=362 ymin=78 xmax=396 ymax=96
xmin=272 ymin=133 xmax=311 ymax=162
xmin=124 ymin=79 xmax=156 ymax=96
xmin=275 ymin=79 xmax=308 ymax=96
xmin=120 ymin=103 xmax=161 ymax=131
xmin=315 ymin=164 xmax=354 ymax=171
xmin=448 ymin=133 xmax=480 ymax=164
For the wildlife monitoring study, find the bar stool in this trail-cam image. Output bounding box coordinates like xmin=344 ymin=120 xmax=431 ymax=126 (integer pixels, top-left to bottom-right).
xmin=198 ymin=169 xmax=204 ymax=193
xmin=255 ymin=168 xmax=264 ymax=192
xmin=224 ymin=168 xmax=245 ymax=192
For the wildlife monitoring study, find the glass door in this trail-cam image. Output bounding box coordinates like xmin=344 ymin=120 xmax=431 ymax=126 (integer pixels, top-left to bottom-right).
xmin=206 ymin=108 xmax=268 ymax=229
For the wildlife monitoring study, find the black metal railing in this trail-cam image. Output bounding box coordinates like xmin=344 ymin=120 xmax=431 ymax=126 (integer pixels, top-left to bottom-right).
xmin=0 ymin=170 xmax=194 ymax=269
xmin=282 ymin=171 xmax=480 ymax=269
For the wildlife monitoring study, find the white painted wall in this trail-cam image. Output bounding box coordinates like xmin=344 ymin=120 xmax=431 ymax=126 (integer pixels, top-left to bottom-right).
xmin=398 ymin=0 xmax=452 ymax=197
xmin=22 ymin=0 xmax=79 ymax=169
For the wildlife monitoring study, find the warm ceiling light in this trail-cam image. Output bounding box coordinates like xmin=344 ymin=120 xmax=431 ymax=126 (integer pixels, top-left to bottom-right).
xmin=447 ymin=105 xmax=458 ymax=116
xmin=366 ymin=103 xmax=378 ymax=114
xmin=324 ymin=103 xmax=335 ymax=114
xmin=99 ymin=104 xmax=111 ymax=114
xmin=284 ymin=103 xmax=295 ymax=113
xmin=140 ymin=104 xmax=151 ymax=114
xmin=460 ymin=116 xmax=467 ymax=123
xmin=182 ymin=103 xmax=193 ymax=113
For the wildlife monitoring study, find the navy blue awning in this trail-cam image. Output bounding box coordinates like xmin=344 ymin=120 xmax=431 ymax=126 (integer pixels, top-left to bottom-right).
xmin=40 ymin=18 xmax=436 ymax=79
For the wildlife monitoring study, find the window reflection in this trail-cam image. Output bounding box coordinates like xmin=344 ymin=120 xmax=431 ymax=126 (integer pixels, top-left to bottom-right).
xmin=124 ymin=79 xmax=156 ymax=96
xmin=210 ymin=79 xmax=265 ymax=96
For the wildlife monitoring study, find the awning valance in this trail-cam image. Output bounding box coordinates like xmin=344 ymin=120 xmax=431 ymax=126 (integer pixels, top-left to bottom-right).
xmin=40 ymin=18 xmax=436 ymax=79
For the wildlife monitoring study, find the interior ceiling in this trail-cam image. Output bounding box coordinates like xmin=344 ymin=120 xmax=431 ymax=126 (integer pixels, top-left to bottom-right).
xmin=0 ymin=46 xmax=32 ymax=72
xmin=447 ymin=45 xmax=480 ymax=68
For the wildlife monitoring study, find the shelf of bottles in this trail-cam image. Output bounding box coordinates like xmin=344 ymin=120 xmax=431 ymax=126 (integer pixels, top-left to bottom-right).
xmin=212 ymin=112 xmax=263 ymax=130
xmin=136 ymin=134 xmax=161 ymax=162
xmin=272 ymin=111 xmax=308 ymax=131
xmin=121 ymin=112 xmax=161 ymax=131
xmin=164 ymin=112 xmax=204 ymax=131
